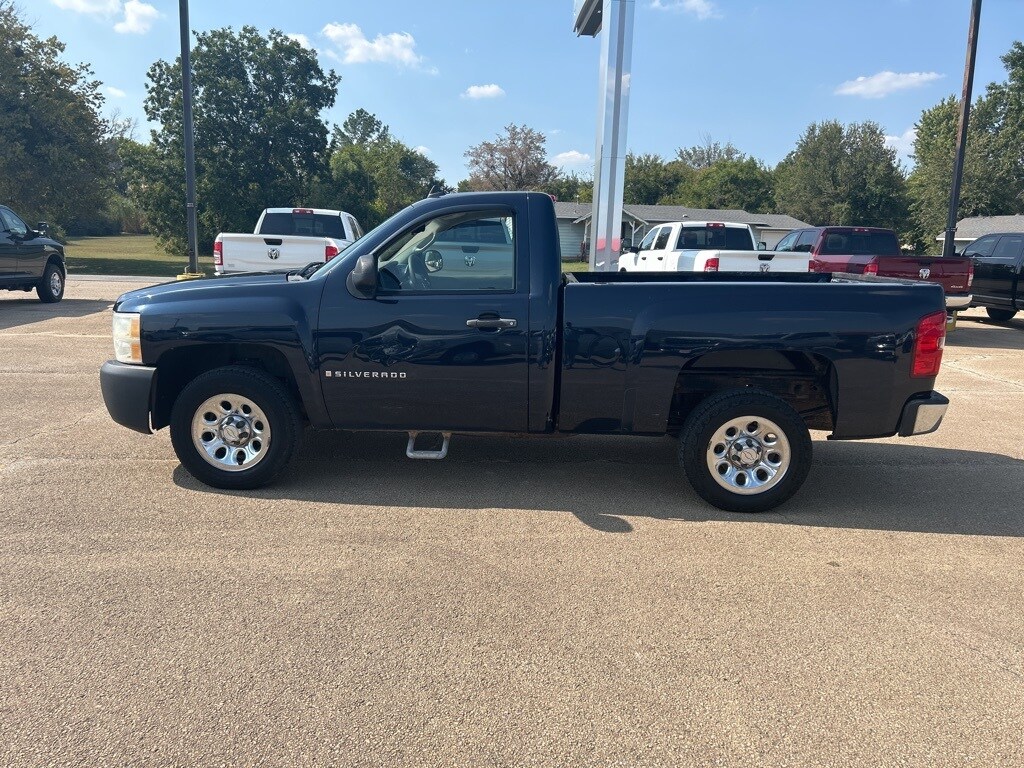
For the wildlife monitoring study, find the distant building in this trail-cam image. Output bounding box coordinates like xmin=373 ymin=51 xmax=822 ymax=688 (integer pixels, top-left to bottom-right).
xmin=935 ymin=214 xmax=1024 ymax=251
xmin=554 ymin=202 xmax=810 ymax=261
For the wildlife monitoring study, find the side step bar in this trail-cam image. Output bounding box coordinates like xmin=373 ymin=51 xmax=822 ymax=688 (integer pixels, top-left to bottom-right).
xmin=406 ymin=431 xmax=452 ymax=460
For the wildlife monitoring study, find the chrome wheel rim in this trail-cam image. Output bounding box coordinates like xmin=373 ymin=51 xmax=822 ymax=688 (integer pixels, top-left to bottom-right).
xmin=190 ymin=393 xmax=271 ymax=472
xmin=49 ymin=271 xmax=62 ymax=296
xmin=706 ymin=416 xmax=791 ymax=495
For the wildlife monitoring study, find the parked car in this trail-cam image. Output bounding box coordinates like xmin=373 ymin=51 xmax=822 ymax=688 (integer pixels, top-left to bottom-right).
xmin=0 ymin=205 xmax=66 ymax=303
xmin=100 ymin=192 xmax=949 ymax=513
xmin=618 ymin=221 xmax=810 ymax=273
xmin=778 ymin=226 xmax=973 ymax=313
xmin=962 ymin=232 xmax=1024 ymax=321
xmin=214 ymin=207 xmax=363 ymax=275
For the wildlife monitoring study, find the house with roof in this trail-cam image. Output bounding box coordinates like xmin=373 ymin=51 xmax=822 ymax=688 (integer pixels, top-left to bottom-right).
xmin=934 ymin=214 xmax=1024 ymax=252
xmin=554 ymin=202 xmax=810 ymax=261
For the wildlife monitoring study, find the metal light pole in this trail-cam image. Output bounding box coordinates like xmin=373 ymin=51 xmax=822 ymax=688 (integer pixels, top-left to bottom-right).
xmin=177 ymin=0 xmax=201 ymax=278
xmin=943 ymin=0 xmax=983 ymax=258
xmin=575 ymin=0 xmax=635 ymax=272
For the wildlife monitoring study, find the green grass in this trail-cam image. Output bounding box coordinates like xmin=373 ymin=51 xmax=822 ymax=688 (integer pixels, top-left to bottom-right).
xmin=562 ymin=262 xmax=591 ymax=272
xmin=64 ymin=235 xmax=213 ymax=277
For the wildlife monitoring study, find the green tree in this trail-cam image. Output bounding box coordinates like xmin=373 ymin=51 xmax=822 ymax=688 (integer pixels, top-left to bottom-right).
xmin=676 ymin=136 xmax=745 ymax=169
xmin=137 ymin=26 xmax=340 ymax=254
xmin=676 ymin=158 xmax=774 ymax=212
xmin=0 ymin=1 xmax=111 ymax=233
xmin=909 ymin=42 xmax=1024 ymax=249
xmin=774 ymin=120 xmax=908 ymax=232
xmin=624 ymin=153 xmax=670 ymax=204
xmin=544 ymin=172 xmax=593 ymax=204
xmin=463 ymin=124 xmax=559 ymax=191
xmin=314 ymin=110 xmax=444 ymax=228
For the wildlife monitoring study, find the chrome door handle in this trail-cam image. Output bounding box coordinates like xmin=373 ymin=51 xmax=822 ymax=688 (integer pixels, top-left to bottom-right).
xmin=466 ymin=317 xmax=517 ymax=329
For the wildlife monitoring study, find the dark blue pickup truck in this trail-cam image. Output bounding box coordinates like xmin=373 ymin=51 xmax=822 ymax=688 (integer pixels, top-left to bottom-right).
xmin=100 ymin=192 xmax=949 ymax=512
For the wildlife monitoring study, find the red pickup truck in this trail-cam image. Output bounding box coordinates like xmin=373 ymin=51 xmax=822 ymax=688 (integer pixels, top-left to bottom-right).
xmin=775 ymin=227 xmax=973 ymax=312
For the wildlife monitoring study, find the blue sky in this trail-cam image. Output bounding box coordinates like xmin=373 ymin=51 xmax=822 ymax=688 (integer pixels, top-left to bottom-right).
xmin=23 ymin=0 xmax=1024 ymax=185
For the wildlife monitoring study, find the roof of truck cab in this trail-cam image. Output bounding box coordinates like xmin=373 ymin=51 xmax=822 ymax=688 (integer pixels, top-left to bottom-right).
xmin=262 ymin=207 xmax=349 ymax=216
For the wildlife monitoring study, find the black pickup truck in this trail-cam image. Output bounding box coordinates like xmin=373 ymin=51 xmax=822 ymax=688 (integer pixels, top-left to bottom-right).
xmin=99 ymin=192 xmax=950 ymax=512
xmin=0 ymin=205 xmax=66 ymax=303
xmin=962 ymin=232 xmax=1024 ymax=322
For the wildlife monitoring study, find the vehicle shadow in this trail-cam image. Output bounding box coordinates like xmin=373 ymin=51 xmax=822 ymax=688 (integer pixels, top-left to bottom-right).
xmin=0 ymin=297 xmax=111 ymax=331
xmin=950 ymin=315 xmax=1024 ymax=350
xmin=172 ymin=432 xmax=1024 ymax=538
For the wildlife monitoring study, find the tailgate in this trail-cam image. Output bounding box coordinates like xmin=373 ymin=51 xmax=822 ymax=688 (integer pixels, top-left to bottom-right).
xmin=876 ymin=256 xmax=971 ymax=293
xmin=221 ymin=234 xmax=328 ymax=272
xmin=715 ymin=250 xmax=810 ymax=273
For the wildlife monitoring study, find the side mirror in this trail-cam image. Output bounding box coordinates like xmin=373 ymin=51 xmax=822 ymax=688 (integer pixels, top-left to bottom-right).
xmin=423 ymin=249 xmax=443 ymax=273
xmin=346 ymin=252 xmax=378 ymax=298
xmin=622 ymin=243 xmax=637 ymax=254
xmin=37 ymin=222 xmax=49 ymax=234
xmin=758 ymin=242 xmax=767 ymax=251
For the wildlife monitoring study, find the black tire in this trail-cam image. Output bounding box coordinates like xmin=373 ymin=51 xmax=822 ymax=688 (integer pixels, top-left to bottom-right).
xmin=679 ymin=389 xmax=812 ymax=513
xmin=169 ymin=366 xmax=302 ymax=490
xmin=36 ymin=262 xmax=65 ymax=303
xmin=985 ymin=307 xmax=1017 ymax=322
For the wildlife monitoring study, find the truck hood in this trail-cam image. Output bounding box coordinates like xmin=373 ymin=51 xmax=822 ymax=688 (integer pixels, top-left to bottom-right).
xmin=113 ymin=271 xmax=298 ymax=312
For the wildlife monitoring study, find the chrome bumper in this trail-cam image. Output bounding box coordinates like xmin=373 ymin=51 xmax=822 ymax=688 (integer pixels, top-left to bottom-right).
xmin=897 ymin=392 xmax=949 ymax=437
xmin=946 ymin=294 xmax=972 ymax=310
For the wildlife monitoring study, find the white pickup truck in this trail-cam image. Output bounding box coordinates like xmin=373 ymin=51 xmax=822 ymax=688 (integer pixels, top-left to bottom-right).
xmin=214 ymin=208 xmax=364 ymax=275
xmin=618 ymin=221 xmax=810 ymax=273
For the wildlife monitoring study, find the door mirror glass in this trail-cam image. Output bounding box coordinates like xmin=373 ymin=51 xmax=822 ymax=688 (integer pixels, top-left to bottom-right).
xmin=346 ymin=252 xmax=378 ymax=298
xmin=423 ymin=249 xmax=443 ymax=273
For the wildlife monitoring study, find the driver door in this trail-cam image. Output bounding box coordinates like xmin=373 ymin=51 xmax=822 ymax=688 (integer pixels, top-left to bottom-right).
xmin=317 ymin=207 xmax=529 ymax=432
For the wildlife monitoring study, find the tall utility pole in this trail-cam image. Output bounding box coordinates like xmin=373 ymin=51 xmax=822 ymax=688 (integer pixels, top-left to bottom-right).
xmin=575 ymin=0 xmax=635 ymax=272
xmin=943 ymin=0 xmax=983 ymax=258
xmin=178 ymin=0 xmax=201 ymax=278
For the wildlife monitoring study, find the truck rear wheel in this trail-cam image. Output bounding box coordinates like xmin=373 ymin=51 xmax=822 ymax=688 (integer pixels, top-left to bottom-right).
xmin=679 ymin=389 xmax=812 ymax=513
xmin=170 ymin=366 xmax=302 ymax=490
xmin=986 ymin=307 xmax=1017 ymax=322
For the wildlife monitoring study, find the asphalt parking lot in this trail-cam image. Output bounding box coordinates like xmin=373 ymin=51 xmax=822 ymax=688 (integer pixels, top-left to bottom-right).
xmin=1 ymin=278 xmax=1022 ymax=767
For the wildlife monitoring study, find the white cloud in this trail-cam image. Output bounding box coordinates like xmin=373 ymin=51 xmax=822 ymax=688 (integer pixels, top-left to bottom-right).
xmin=50 ymin=0 xmax=119 ymax=14
xmin=885 ymin=127 xmax=917 ymax=160
xmin=413 ymin=145 xmax=431 ymax=156
xmin=650 ymin=0 xmax=721 ymax=20
xmin=105 ymin=85 xmax=126 ymax=98
xmin=321 ymin=23 xmax=423 ymax=67
xmin=113 ymin=1 xmax=159 ymax=34
xmin=552 ymin=150 xmax=592 ymax=166
xmin=835 ymin=71 xmax=943 ymax=98
xmin=286 ymin=33 xmax=313 ymax=49
xmin=462 ymin=83 xmax=505 ymax=99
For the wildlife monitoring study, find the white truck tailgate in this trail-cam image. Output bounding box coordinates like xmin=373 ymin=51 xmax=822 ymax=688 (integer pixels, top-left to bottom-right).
xmin=220 ymin=234 xmax=330 ymax=273
xmin=713 ymin=250 xmax=810 ymax=273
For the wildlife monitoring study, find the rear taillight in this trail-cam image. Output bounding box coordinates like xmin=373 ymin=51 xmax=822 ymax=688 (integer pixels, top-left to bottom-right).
xmin=863 ymin=260 xmax=879 ymax=276
xmin=967 ymin=260 xmax=974 ymax=288
xmin=912 ymin=311 xmax=947 ymax=378
xmin=213 ymin=239 xmax=223 ymax=266
xmin=704 ymin=257 xmax=719 ymax=272
xmin=325 ymin=244 xmax=340 ymax=261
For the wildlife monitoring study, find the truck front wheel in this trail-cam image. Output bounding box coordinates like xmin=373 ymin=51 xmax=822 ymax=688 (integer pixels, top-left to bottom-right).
xmin=679 ymin=389 xmax=812 ymax=513
xmin=37 ymin=263 xmax=65 ymax=303
xmin=169 ymin=366 xmax=302 ymax=490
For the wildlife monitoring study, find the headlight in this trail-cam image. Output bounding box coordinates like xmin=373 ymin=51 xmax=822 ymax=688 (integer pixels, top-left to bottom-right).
xmin=112 ymin=312 xmax=142 ymax=364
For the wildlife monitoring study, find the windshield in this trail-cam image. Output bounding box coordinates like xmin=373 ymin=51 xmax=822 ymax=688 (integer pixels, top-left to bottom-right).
xmin=676 ymin=226 xmax=753 ymax=250
xmin=259 ymin=213 xmax=345 ymax=239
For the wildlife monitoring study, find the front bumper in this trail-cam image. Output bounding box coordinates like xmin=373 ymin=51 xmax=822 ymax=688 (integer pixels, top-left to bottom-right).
xmin=946 ymin=293 xmax=972 ymax=311
xmin=897 ymin=392 xmax=949 ymax=437
xmin=100 ymin=360 xmax=156 ymax=434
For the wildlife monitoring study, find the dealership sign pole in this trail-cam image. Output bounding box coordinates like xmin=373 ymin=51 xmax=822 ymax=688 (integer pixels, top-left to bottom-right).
xmin=178 ymin=0 xmax=201 ymax=279
xmin=575 ymin=0 xmax=635 ymax=272
xmin=943 ymin=0 xmax=983 ymax=259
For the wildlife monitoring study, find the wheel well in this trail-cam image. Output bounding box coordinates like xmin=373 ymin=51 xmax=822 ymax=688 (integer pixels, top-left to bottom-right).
xmin=151 ymin=344 xmax=305 ymax=430
xmin=48 ymin=254 xmax=66 ymax=273
xmin=667 ymin=350 xmax=836 ymax=434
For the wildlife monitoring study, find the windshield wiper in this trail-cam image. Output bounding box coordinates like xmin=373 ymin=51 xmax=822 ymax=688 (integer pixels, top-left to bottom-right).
xmin=287 ymin=262 xmax=324 ymax=281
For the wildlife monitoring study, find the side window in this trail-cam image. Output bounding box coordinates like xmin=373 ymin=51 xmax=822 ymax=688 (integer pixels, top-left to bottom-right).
xmin=964 ymin=235 xmax=998 ymax=258
xmin=993 ymin=235 xmax=1024 ymax=259
xmin=638 ymin=228 xmax=659 ymax=251
xmin=775 ymin=232 xmax=798 ymax=252
xmin=795 ymin=230 xmax=818 ymax=252
xmin=0 ymin=208 xmax=27 ymax=236
xmin=376 ymin=210 xmax=515 ymax=292
xmin=654 ymin=227 xmax=672 ymax=250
